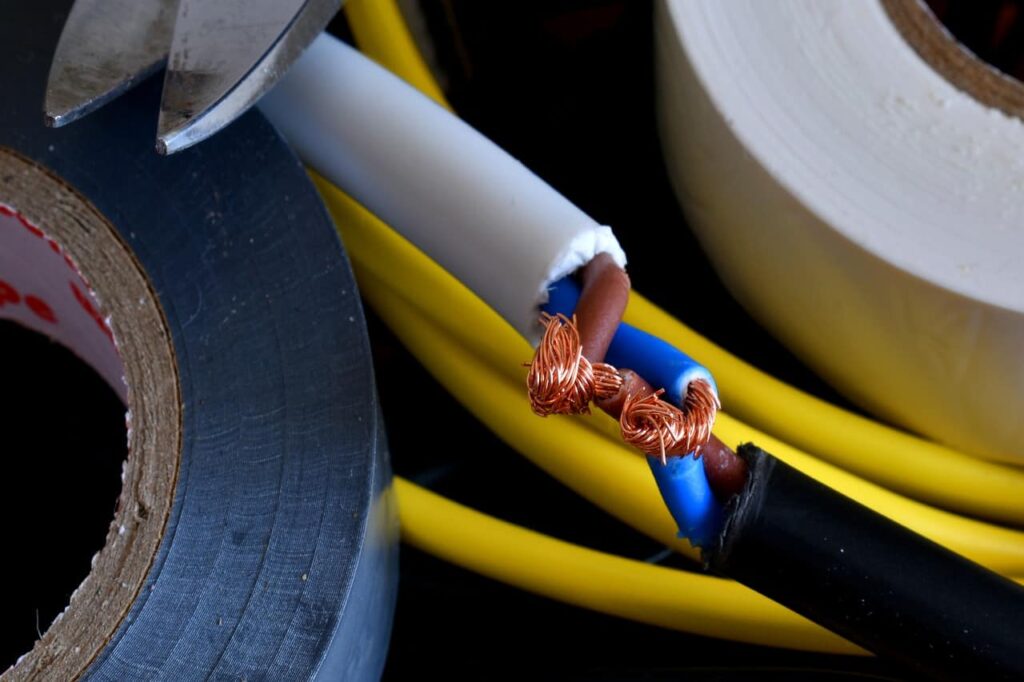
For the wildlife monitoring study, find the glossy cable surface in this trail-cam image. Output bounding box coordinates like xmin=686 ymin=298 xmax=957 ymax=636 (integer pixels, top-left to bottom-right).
xmin=395 ymin=477 xmax=862 ymax=654
xmin=313 ymin=176 xmax=1024 ymax=577
xmin=351 ymin=249 xmax=1024 ymax=651
xmin=307 ymin=0 xmax=1024 ymax=652
xmin=346 ymin=0 xmax=1024 ymax=527
xmin=316 ymin=173 xmax=1024 ymax=574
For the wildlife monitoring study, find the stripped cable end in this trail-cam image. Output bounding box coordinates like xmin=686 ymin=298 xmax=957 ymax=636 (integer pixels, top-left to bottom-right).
xmin=526 ymin=313 xmax=622 ymax=416
xmin=619 ymin=379 xmax=718 ymax=463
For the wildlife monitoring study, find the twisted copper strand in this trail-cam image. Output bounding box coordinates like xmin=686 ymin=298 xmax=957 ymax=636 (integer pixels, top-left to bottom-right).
xmin=527 ymin=313 xmax=622 ymax=416
xmin=619 ymin=379 xmax=720 ymax=464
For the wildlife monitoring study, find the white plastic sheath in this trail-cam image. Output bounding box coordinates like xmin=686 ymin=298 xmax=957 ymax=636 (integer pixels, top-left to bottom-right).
xmin=261 ymin=34 xmax=626 ymax=343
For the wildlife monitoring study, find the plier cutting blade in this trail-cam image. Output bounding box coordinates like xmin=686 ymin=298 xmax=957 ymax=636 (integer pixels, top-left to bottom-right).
xmin=45 ymin=0 xmax=342 ymax=154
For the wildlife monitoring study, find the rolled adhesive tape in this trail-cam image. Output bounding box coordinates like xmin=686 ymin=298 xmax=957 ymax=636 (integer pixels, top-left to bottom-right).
xmin=0 ymin=2 xmax=396 ymax=679
xmin=657 ymin=0 xmax=1024 ymax=462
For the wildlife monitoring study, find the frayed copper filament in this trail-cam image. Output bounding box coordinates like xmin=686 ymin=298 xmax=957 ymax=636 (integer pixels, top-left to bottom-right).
xmin=527 ymin=313 xmax=623 ymax=416
xmin=619 ymin=379 xmax=720 ymax=464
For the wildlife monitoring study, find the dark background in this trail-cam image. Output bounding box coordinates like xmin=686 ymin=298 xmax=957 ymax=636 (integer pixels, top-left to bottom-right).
xmin=3 ymin=0 xmax=1017 ymax=679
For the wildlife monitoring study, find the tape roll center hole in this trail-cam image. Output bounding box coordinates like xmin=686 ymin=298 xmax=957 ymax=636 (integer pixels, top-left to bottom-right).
xmin=0 ymin=208 xmax=127 ymax=670
xmin=925 ymin=0 xmax=1024 ymax=83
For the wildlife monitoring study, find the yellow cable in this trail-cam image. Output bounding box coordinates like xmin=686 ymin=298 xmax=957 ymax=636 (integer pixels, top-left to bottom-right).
xmin=395 ymin=476 xmax=863 ymax=654
xmin=314 ymin=177 xmax=1024 ymax=573
xmin=348 ymin=259 xmax=1024 ymax=575
xmin=630 ymin=297 xmax=1024 ymax=524
xmin=344 ymin=0 xmax=447 ymax=108
xmin=356 ymin=262 xmax=698 ymax=561
xmin=344 ymin=0 xmax=1024 ymax=526
xmin=363 ymin=261 xmax=1024 ymax=646
xmin=330 ymin=0 xmax=1024 ymax=651
xmin=376 ymin=268 xmax=1024 ymax=573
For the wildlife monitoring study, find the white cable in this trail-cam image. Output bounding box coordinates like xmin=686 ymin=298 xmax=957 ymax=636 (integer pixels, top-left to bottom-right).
xmin=261 ymin=34 xmax=625 ymax=343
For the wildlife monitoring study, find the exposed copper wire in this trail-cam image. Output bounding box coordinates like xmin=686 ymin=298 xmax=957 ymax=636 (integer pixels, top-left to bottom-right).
xmin=525 ymin=259 xmax=721 ymax=468
xmin=619 ymin=379 xmax=720 ymax=464
xmin=527 ymin=313 xmax=623 ymax=416
xmin=592 ymin=363 xmax=623 ymax=399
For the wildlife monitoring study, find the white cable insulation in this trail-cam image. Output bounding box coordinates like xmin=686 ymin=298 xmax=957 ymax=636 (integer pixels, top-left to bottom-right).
xmin=656 ymin=0 xmax=1024 ymax=461
xmin=261 ymin=34 xmax=626 ymax=343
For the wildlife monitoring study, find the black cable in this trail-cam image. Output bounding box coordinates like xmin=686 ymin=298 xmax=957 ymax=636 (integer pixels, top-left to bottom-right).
xmin=705 ymin=444 xmax=1024 ymax=681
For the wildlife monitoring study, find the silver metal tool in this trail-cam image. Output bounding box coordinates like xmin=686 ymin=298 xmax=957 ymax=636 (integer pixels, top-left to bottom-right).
xmin=45 ymin=0 xmax=342 ymax=154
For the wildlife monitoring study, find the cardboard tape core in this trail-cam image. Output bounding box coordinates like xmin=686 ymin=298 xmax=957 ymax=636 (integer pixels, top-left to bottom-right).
xmin=0 ymin=196 xmax=123 ymax=402
xmin=883 ymin=0 xmax=1024 ymax=120
xmin=0 ymin=147 xmax=180 ymax=681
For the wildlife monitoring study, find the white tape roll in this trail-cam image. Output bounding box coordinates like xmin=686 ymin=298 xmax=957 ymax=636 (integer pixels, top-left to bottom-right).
xmin=657 ymin=0 xmax=1024 ymax=461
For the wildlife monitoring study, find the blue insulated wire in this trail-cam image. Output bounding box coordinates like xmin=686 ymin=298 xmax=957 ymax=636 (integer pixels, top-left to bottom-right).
xmin=543 ymin=278 xmax=717 ymax=405
xmin=542 ymin=276 xmax=723 ymax=547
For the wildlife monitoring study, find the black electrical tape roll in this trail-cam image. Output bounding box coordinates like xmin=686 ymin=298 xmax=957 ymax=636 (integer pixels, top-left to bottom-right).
xmin=0 ymin=1 xmax=396 ymax=679
xmin=705 ymin=444 xmax=1024 ymax=681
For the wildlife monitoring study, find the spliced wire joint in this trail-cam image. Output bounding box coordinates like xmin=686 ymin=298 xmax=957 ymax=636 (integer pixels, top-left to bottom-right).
xmin=527 ymin=312 xmax=719 ymax=463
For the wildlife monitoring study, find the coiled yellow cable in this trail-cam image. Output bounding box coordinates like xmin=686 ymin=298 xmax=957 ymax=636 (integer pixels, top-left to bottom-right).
xmin=395 ymin=477 xmax=862 ymax=654
xmin=345 ymin=0 xmax=1024 ymax=527
xmin=348 ymin=242 xmax=1024 ymax=650
xmin=326 ymin=199 xmax=1024 ymax=574
xmin=315 ymin=0 xmax=1024 ymax=652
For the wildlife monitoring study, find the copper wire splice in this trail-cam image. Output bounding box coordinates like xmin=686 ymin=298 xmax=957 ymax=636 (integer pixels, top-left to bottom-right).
xmin=527 ymin=259 xmax=718 ymax=467
xmin=527 ymin=313 xmax=622 ymax=416
xmin=618 ymin=379 xmax=720 ymax=464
